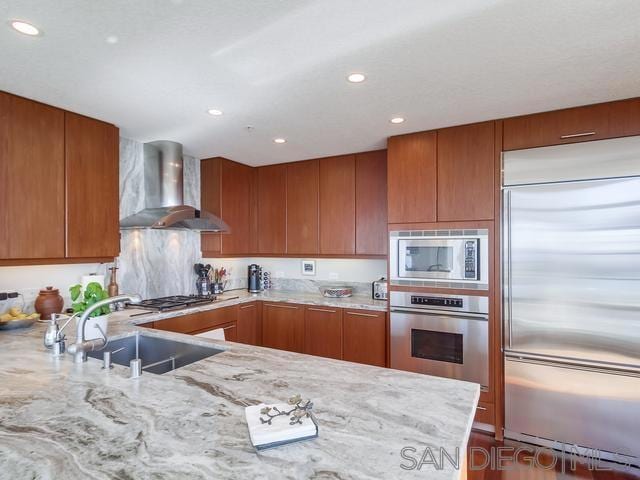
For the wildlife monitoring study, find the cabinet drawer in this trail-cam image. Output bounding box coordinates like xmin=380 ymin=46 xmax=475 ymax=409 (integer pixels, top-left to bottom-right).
xmin=153 ymin=306 xmax=238 ymax=334
xmin=503 ymin=98 xmax=640 ymax=151
xmin=192 ymin=321 xmax=237 ymax=342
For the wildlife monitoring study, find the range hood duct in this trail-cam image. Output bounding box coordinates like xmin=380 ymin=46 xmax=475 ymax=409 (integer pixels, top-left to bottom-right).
xmin=119 ymin=141 xmax=229 ymax=232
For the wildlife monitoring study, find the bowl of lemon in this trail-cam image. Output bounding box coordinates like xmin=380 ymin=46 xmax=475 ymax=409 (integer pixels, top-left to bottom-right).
xmin=0 ymin=307 xmax=40 ymax=330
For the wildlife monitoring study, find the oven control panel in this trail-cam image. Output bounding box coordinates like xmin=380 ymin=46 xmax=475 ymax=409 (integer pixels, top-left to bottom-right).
xmin=410 ymin=296 xmax=463 ymax=308
xmin=464 ymin=240 xmax=478 ymax=279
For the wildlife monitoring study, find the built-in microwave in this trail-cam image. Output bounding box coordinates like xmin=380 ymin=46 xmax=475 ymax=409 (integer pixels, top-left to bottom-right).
xmin=389 ymin=229 xmax=489 ymax=289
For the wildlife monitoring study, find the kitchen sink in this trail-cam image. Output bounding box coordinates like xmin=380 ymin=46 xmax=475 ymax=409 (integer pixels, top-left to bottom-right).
xmin=87 ymin=333 xmax=224 ymax=375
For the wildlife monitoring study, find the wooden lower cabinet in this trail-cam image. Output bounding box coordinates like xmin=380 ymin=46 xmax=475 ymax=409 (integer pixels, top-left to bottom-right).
xmin=342 ymin=309 xmax=386 ymax=367
xmin=474 ymin=401 xmax=495 ymax=427
xmin=237 ymin=302 xmax=261 ymax=346
xmin=261 ymin=303 xmax=304 ymax=353
xmin=304 ymin=306 xmax=342 ymax=360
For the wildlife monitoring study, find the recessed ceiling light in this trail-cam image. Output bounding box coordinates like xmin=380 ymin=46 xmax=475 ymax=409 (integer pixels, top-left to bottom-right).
xmin=347 ymin=73 xmax=366 ymax=83
xmin=390 ymin=117 xmax=405 ymax=124
xmin=10 ymin=20 xmax=40 ymax=36
xmin=273 ymin=138 xmax=286 ymax=144
xmin=207 ymin=109 xmax=223 ymax=116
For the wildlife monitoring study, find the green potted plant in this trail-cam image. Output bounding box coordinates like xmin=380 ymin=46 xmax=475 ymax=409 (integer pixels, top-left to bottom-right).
xmin=69 ymin=282 xmax=111 ymax=341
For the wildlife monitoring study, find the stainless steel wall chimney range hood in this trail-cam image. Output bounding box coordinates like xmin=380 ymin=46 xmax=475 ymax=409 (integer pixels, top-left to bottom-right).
xmin=120 ymin=141 xmax=229 ymax=232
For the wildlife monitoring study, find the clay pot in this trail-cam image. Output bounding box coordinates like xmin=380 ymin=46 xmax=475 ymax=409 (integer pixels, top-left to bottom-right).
xmin=35 ymin=286 xmax=64 ymax=320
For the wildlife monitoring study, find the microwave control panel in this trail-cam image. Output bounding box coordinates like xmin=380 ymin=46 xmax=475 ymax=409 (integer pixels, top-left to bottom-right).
xmin=464 ymin=240 xmax=478 ymax=279
xmin=411 ymin=296 xmax=463 ymax=308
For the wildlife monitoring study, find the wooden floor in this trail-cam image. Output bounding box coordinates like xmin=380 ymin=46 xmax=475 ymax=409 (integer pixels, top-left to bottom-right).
xmin=468 ymin=432 xmax=640 ymax=479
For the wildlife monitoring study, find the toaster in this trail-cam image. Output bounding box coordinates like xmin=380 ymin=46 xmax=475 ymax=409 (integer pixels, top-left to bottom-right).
xmin=372 ymin=277 xmax=388 ymax=300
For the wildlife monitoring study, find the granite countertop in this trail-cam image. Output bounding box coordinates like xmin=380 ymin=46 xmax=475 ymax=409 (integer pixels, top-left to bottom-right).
xmin=0 ymin=301 xmax=479 ymax=479
xmin=124 ymin=289 xmax=389 ymax=326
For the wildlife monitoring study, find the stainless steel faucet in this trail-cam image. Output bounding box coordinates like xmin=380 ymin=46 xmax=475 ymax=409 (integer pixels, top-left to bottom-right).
xmin=68 ymin=294 xmax=141 ymax=363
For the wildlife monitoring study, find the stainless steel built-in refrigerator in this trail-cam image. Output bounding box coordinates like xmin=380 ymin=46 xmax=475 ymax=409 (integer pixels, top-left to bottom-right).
xmin=503 ymin=136 xmax=640 ymax=462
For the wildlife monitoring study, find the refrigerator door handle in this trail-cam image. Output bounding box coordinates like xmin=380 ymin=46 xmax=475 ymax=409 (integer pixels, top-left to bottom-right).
xmin=502 ymin=189 xmax=513 ymax=350
xmin=505 ymin=351 xmax=640 ymax=377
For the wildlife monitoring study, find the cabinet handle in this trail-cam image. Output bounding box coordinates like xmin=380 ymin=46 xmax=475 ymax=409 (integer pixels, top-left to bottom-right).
xmin=265 ymin=304 xmax=298 ymax=310
xmin=240 ymin=304 xmax=255 ymax=310
xmin=308 ymin=307 xmax=337 ymax=313
xmin=559 ymin=131 xmax=595 ymax=139
xmin=476 ymin=406 xmax=487 ymax=411
xmin=345 ymin=311 xmax=379 ymax=317
xmin=222 ymin=325 xmax=236 ymax=330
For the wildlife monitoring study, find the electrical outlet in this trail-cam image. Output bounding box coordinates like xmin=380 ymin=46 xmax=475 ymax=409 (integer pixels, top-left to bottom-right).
xmin=328 ymin=272 xmax=339 ymax=280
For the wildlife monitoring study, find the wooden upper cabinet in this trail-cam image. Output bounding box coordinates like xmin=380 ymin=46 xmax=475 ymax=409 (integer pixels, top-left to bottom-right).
xmin=355 ymin=150 xmax=387 ymax=255
xmin=304 ymin=306 xmax=343 ymax=360
xmin=286 ymin=160 xmax=319 ymax=254
xmin=387 ymin=131 xmax=437 ymax=224
xmin=503 ymin=98 xmax=640 ymax=150
xmin=343 ymin=309 xmax=386 ymax=367
xmin=437 ymin=122 xmax=495 ymax=221
xmin=200 ymin=158 xmax=222 ymax=255
xmin=258 ymin=164 xmax=287 ymax=254
xmin=262 ymin=303 xmax=304 ymax=353
xmin=221 ymin=159 xmax=254 ymax=254
xmin=319 ymin=155 xmax=356 ymax=254
xmin=65 ymin=112 xmax=120 ymax=258
xmin=200 ymin=158 xmax=256 ymax=255
xmin=0 ymin=93 xmax=65 ymax=260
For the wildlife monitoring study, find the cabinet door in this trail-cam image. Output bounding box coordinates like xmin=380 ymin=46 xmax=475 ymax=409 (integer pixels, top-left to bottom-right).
xmin=287 ymin=160 xmax=319 ymax=254
xmin=152 ymin=305 xmax=238 ymax=334
xmin=65 ymin=112 xmax=120 ymax=258
xmin=261 ymin=303 xmax=304 ymax=353
xmin=387 ymin=132 xmax=437 ymax=224
xmin=608 ymin=98 xmax=640 ymax=138
xmin=220 ymin=159 xmax=254 ymax=254
xmin=237 ymin=302 xmax=260 ymax=345
xmin=437 ymin=122 xmax=495 ymax=221
xmin=304 ymin=306 xmax=343 ymax=359
xmin=343 ymin=310 xmax=386 ymax=367
xmin=503 ymin=102 xmax=611 ymax=151
xmin=200 ymin=158 xmax=222 ymax=255
xmin=319 ymin=155 xmax=355 ymax=254
xmin=192 ymin=321 xmax=237 ymax=342
xmin=258 ymin=165 xmax=287 ymax=254
xmin=0 ymin=93 xmax=65 ymax=259
xmin=355 ymin=150 xmax=387 ymax=255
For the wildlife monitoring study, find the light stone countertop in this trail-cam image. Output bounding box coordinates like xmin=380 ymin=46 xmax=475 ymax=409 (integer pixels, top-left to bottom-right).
xmin=0 ymin=293 xmax=479 ymax=480
xmin=123 ymin=289 xmax=388 ymax=328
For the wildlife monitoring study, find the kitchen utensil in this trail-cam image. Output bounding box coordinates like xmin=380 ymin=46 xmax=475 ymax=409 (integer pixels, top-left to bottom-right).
xmin=34 ymin=286 xmax=64 ymax=320
xmin=322 ymin=286 xmax=353 ymax=298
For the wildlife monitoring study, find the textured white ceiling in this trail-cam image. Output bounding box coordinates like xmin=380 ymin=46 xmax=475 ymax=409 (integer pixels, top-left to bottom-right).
xmin=1 ymin=0 xmax=640 ymax=165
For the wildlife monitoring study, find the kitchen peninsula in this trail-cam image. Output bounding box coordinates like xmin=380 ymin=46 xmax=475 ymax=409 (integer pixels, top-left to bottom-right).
xmin=0 ymin=295 xmax=479 ymax=479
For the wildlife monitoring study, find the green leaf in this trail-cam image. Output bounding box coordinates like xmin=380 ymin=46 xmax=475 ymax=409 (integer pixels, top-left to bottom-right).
xmin=70 ymin=284 xmax=82 ymax=302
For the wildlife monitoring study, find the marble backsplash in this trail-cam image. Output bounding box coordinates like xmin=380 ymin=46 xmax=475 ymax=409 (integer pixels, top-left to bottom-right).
xmin=118 ymin=137 xmax=202 ymax=299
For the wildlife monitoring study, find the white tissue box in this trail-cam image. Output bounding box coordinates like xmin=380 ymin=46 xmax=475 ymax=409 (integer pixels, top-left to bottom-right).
xmin=245 ymin=403 xmax=318 ymax=450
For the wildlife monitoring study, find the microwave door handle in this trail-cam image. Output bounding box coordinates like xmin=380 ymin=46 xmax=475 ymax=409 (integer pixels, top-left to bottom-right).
xmin=503 ymin=189 xmax=513 ymax=350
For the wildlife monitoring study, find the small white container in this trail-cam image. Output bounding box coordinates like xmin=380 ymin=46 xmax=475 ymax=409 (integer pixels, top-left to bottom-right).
xmin=77 ymin=313 xmax=109 ymax=341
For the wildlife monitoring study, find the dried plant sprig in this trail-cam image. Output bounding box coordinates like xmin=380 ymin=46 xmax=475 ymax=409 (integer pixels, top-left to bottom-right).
xmin=259 ymin=395 xmax=314 ymax=426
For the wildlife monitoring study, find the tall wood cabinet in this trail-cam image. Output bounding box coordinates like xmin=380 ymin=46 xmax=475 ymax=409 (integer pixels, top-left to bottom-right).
xmin=257 ymin=164 xmax=287 ymax=254
xmin=201 ymin=158 xmax=256 ymax=256
xmin=0 ymin=92 xmax=65 ymax=260
xmin=355 ymin=150 xmax=387 ymax=255
xmin=65 ymin=112 xmax=120 ymax=258
xmin=319 ymin=155 xmax=356 ymax=254
xmin=387 ymin=131 xmax=437 ymax=224
xmin=1 ymin=92 xmax=120 ymax=263
xmin=286 ymin=160 xmax=319 ymax=254
xmin=437 ymin=121 xmax=495 ymax=221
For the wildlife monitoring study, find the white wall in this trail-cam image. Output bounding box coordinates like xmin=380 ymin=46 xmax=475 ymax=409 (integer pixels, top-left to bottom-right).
xmin=0 ymin=263 xmax=107 ymax=311
xmin=202 ymin=257 xmax=387 ymax=283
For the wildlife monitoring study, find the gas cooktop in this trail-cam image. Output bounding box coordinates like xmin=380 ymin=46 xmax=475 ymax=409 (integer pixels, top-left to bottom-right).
xmin=131 ymin=295 xmax=217 ymax=312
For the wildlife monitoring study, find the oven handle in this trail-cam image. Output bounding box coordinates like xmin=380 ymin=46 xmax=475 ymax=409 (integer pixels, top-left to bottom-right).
xmin=390 ymin=307 xmax=488 ymax=321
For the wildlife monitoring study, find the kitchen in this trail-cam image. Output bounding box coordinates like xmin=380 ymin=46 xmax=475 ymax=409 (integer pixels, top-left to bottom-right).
xmin=1 ymin=1 xmax=640 ymax=478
